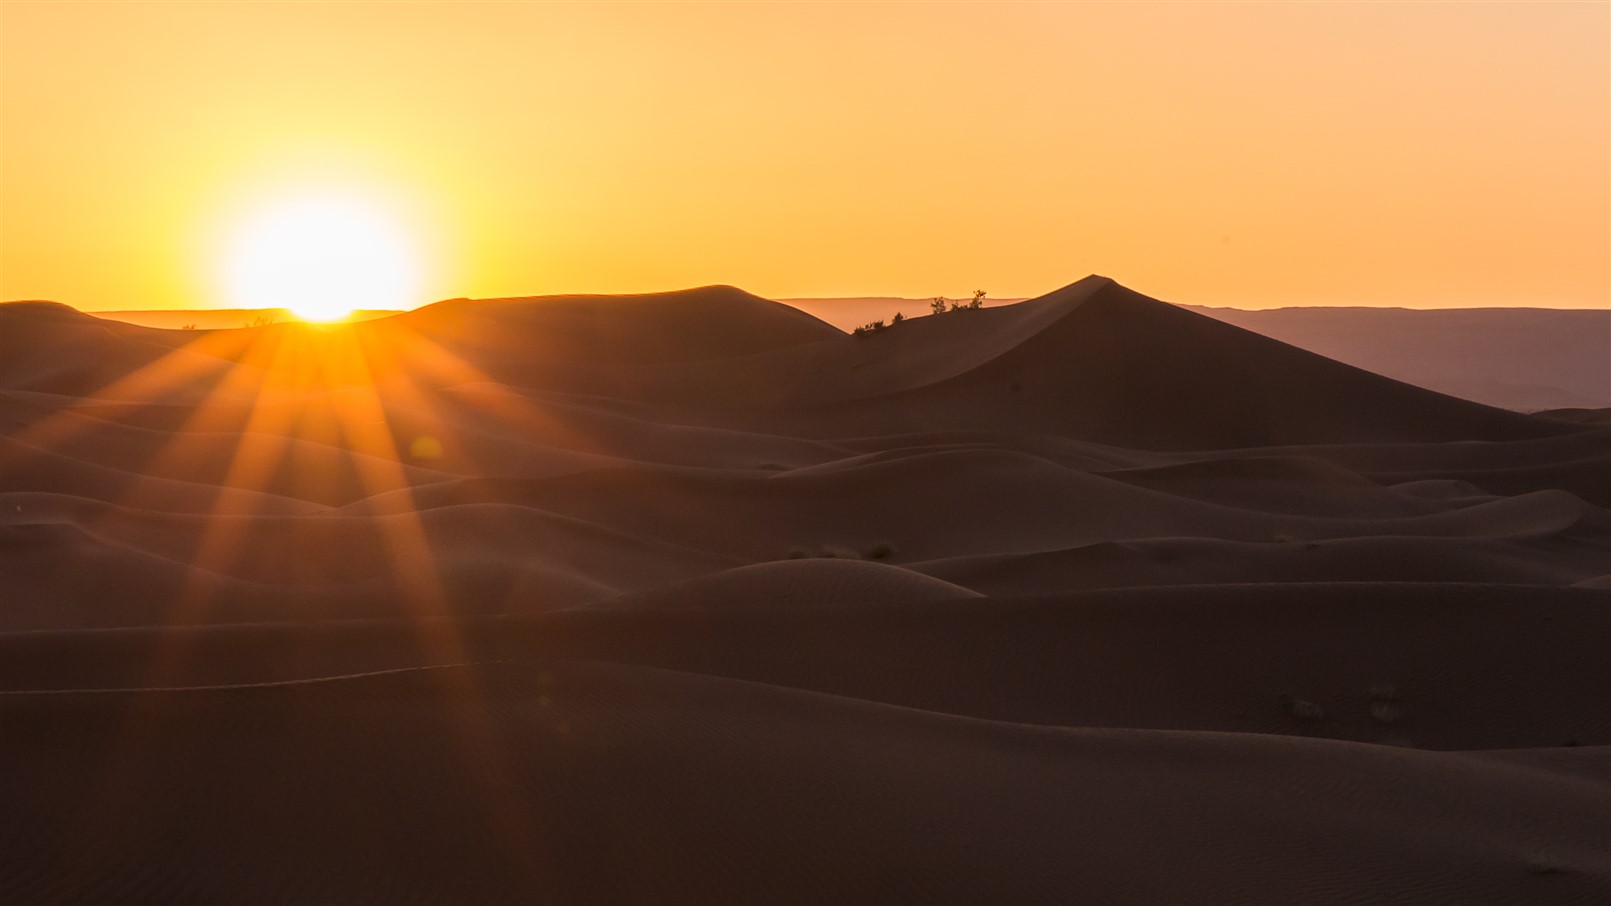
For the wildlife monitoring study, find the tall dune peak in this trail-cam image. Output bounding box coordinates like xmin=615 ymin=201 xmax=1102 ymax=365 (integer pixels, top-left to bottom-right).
xmin=1011 ymin=274 xmax=1125 ymax=312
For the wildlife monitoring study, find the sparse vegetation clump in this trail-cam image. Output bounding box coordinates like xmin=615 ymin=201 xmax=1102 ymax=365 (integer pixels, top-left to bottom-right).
xmin=853 ymin=319 xmax=887 ymax=337
xmin=928 ymin=290 xmax=988 ymax=316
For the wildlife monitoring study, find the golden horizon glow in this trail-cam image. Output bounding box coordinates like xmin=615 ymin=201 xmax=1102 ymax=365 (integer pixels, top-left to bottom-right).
xmin=1 ymin=1 xmax=1607 ymax=311
xmin=224 ymin=195 xmax=420 ymax=323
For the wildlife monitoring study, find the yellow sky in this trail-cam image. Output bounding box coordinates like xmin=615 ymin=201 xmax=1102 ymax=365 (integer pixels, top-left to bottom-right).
xmin=2 ymin=1 xmax=1606 ymax=311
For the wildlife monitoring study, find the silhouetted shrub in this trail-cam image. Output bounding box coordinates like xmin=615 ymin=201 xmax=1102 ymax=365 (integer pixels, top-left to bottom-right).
xmin=930 ymin=290 xmax=987 ymax=315
xmin=865 ymin=542 xmax=897 ymax=560
xmin=854 ymin=319 xmax=887 ymax=336
xmin=891 ymin=312 xmax=904 ymax=324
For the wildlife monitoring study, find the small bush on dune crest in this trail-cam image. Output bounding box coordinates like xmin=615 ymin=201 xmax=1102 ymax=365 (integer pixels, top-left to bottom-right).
xmin=865 ymin=542 xmax=896 ymax=560
xmin=929 ymin=290 xmax=987 ymax=315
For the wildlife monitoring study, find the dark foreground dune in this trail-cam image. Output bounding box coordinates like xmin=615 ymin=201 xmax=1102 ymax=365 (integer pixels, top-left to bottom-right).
xmin=1 ymin=277 xmax=1607 ymax=903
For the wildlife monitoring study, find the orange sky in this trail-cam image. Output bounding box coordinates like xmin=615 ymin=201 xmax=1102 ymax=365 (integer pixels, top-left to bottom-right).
xmin=1 ymin=1 xmax=1606 ymax=311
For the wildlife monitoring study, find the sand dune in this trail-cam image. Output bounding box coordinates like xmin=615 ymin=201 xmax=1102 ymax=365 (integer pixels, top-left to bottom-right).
xmin=757 ymin=280 xmax=1561 ymax=447
xmin=1 ymin=278 xmax=1606 ymax=902
xmin=95 ymin=297 xmax=1610 ymax=413
xmin=2 ymin=659 xmax=1606 ymax=903
xmin=1185 ymin=304 xmax=1611 ymax=412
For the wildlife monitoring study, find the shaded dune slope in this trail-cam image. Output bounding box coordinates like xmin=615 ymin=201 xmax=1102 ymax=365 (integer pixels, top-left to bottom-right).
xmin=3 ymin=660 xmax=1606 ymax=905
xmin=745 ymin=279 xmax=1564 ymax=447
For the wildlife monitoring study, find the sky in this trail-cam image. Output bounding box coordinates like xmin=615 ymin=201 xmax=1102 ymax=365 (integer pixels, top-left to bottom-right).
xmin=1 ymin=0 xmax=1607 ymax=311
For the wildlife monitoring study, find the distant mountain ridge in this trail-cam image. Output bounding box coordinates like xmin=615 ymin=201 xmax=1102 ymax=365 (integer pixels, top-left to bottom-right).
xmin=1183 ymin=305 xmax=1610 ymax=412
xmin=85 ymin=308 xmax=401 ymax=329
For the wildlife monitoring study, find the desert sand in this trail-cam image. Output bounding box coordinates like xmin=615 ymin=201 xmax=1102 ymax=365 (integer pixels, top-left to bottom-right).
xmin=1182 ymin=305 xmax=1611 ymax=413
xmin=1 ymin=276 xmax=1607 ymax=903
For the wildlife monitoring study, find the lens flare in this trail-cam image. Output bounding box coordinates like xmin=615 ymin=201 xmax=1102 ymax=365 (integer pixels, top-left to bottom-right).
xmin=225 ymin=195 xmax=419 ymax=322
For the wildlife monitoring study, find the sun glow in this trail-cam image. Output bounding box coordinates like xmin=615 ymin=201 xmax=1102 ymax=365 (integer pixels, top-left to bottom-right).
xmin=225 ymin=195 xmax=420 ymax=322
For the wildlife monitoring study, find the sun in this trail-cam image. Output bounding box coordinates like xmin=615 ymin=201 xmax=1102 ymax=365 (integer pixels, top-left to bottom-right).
xmin=225 ymin=195 xmax=420 ymax=322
